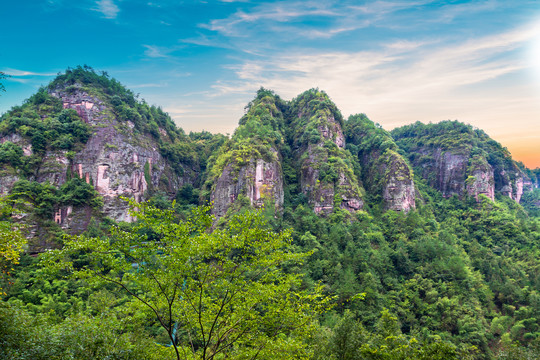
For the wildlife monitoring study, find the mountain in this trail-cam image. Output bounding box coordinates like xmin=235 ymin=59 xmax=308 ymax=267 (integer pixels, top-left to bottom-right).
xmin=2 ymin=68 xmax=540 ymax=358
xmin=207 ymin=89 xmax=286 ymax=217
xmin=344 ymin=113 xmax=416 ymax=212
xmin=391 ymin=120 xmax=533 ymax=202
xmin=0 ymin=69 xmax=536 ymax=247
xmin=0 ymin=67 xmax=220 ymax=248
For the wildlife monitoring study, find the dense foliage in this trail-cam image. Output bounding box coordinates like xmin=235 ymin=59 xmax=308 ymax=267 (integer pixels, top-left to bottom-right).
xmin=1 ymin=71 xmax=539 ymax=359
xmin=391 ymin=121 xmax=522 ymax=191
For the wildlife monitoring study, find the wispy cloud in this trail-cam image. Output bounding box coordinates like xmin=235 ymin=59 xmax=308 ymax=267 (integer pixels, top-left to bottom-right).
xmin=143 ymin=45 xmax=171 ymax=58
xmin=201 ymin=1 xmax=339 ymax=37
xmin=209 ymin=23 xmax=540 ymax=126
xmin=142 ymin=44 xmax=186 ymax=59
xmin=201 ymin=0 xmax=437 ymax=40
xmin=2 ymin=69 xmax=57 ymax=77
xmin=349 ymin=0 xmax=431 ymax=15
xmin=93 ymin=0 xmax=119 ymax=19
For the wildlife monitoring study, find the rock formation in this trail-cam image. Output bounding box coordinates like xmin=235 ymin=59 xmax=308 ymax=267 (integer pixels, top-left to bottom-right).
xmin=391 ymin=121 xmax=529 ymax=203
xmin=344 ymin=113 xmax=415 ymax=212
xmin=209 ymin=91 xmax=285 ymax=217
xmin=289 ymin=90 xmax=363 ymax=214
xmin=0 ymin=69 xmax=197 ymax=239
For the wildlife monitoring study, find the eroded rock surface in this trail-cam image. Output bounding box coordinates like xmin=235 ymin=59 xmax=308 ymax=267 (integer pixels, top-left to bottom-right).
xmin=212 ymin=151 xmax=284 ymax=217
xmin=291 ymin=91 xmax=363 ymax=214
xmin=52 ymin=87 xmax=187 ymax=223
xmin=344 ymin=114 xmax=415 ymax=212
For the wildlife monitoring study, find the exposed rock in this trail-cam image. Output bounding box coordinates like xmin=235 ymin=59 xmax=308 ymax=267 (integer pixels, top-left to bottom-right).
xmin=411 ymin=147 xmax=497 ymax=201
xmin=211 ymin=150 xmax=284 ymax=217
xmin=209 ymin=92 xmax=285 ymax=217
xmin=52 ymin=87 xmax=188 ymax=223
xmin=0 ymin=172 xmax=20 ymax=195
xmin=344 ymin=114 xmax=415 ymax=212
xmin=0 ymin=84 xmax=193 ymax=230
xmin=291 ymin=91 xmax=363 ymax=214
xmin=466 ymin=157 xmax=495 ymax=201
xmin=381 ymin=151 xmax=416 ymax=211
xmin=391 ymin=121 xmax=529 ymax=203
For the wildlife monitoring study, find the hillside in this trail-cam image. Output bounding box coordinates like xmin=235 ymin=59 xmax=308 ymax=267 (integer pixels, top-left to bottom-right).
xmin=1 ymin=68 xmax=539 ymax=359
xmin=0 ymin=67 xmax=225 ymax=249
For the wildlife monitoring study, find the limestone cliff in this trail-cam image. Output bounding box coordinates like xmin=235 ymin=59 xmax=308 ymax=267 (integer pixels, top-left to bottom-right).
xmin=289 ymin=90 xmax=363 ymax=214
xmin=208 ymin=91 xmax=284 ymax=217
xmin=391 ymin=121 xmax=528 ymax=203
xmin=0 ymin=67 xmax=197 ymax=238
xmin=54 ymin=85 xmax=187 ymax=222
xmin=344 ymin=114 xmax=415 ymax=212
xmin=466 ymin=156 xmax=495 ymax=201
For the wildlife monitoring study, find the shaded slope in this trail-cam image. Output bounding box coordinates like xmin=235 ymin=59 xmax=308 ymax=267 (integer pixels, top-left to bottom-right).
xmin=344 ymin=113 xmax=415 ymax=212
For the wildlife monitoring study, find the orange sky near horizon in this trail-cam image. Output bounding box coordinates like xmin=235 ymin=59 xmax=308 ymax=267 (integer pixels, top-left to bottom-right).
xmin=506 ymin=141 xmax=540 ymax=169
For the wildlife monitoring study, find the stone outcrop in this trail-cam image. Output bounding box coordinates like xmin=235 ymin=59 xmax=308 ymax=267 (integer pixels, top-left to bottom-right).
xmin=0 ymin=84 xmax=192 ymax=231
xmin=391 ymin=121 xmax=530 ymax=203
xmin=51 ymin=86 xmax=189 ymax=223
xmin=381 ymin=151 xmax=416 ymax=211
xmin=211 ymin=150 xmax=284 ymax=217
xmin=410 ymin=147 xmax=497 ymax=201
xmin=466 ymin=158 xmax=495 ymax=201
xmin=209 ymin=92 xmax=285 ymax=217
xmin=344 ymin=114 xmax=415 ymax=212
xmin=291 ymin=91 xmax=363 ymax=214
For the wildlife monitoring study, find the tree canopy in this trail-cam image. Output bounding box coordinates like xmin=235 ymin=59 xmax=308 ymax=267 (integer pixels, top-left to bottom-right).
xmin=45 ymin=200 xmax=329 ymax=360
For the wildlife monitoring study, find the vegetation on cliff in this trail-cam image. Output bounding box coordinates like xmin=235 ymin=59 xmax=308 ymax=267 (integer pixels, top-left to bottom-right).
xmin=345 ymin=113 xmax=415 ymax=212
xmin=0 ymin=69 xmax=539 ymax=359
xmin=391 ymin=121 xmax=524 ymax=199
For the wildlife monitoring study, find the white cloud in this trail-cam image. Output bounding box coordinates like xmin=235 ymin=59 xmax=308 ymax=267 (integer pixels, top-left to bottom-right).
xmin=201 ymin=1 xmax=339 ymax=37
xmin=201 ymin=0 xmax=438 ymax=40
xmin=94 ymin=0 xmax=119 ymax=19
xmin=3 ymin=69 xmax=57 ymax=77
xmin=143 ymin=45 xmax=171 ymax=58
xmin=142 ymin=44 xmax=188 ymax=59
xmin=206 ymin=23 xmax=540 ymax=136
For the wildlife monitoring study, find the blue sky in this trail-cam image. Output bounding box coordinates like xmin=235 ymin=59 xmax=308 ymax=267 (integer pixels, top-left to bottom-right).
xmin=1 ymin=0 xmax=540 ymax=166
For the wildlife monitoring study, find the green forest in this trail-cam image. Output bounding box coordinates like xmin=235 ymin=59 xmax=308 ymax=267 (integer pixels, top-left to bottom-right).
xmin=1 ymin=68 xmax=540 ymax=359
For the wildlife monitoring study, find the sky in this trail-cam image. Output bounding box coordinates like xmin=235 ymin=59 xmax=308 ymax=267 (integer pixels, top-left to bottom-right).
xmin=1 ymin=0 xmax=540 ymax=167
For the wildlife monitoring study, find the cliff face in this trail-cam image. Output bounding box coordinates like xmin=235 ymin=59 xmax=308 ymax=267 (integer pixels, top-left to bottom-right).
xmin=290 ymin=90 xmax=363 ymax=214
xmin=209 ymin=92 xmax=285 ymax=217
xmin=391 ymin=121 xmax=529 ymax=203
xmin=54 ymin=86 xmax=187 ymax=223
xmin=380 ymin=150 xmax=416 ymax=211
xmin=344 ymin=114 xmax=415 ymax=212
xmin=211 ymin=153 xmax=283 ymax=217
xmin=2 ymin=70 xmax=537 ymax=243
xmin=466 ymin=156 xmax=495 ymax=201
xmin=0 ymin=68 xmax=198 ymax=239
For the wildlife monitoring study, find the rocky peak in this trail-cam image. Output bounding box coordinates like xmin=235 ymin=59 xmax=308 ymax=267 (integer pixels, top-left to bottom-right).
xmin=391 ymin=120 xmax=529 ymax=203
xmin=344 ymin=114 xmax=415 ymax=212
xmin=209 ymin=90 xmax=285 ymax=217
xmin=289 ymin=90 xmax=363 ymax=214
xmin=0 ymin=67 xmax=197 ymax=243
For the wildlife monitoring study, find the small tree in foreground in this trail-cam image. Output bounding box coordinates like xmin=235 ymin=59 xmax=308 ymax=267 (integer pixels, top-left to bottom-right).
xmin=46 ymin=201 xmax=329 ymax=360
xmin=0 ymin=196 xmax=26 ymax=296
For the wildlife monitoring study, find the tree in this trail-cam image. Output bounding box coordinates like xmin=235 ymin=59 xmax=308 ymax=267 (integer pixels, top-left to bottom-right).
xmin=0 ymin=196 xmax=26 ymax=296
xmin=0 ymin=71 xmax=7 ymax=95
xmin=46 ymin=200 xmax=328 ymax=360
